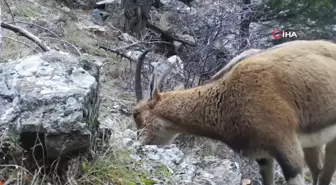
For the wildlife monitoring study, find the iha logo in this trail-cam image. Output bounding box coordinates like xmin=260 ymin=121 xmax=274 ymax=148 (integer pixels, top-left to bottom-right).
xmin=272 ymin=28 xmax=298 ymax=39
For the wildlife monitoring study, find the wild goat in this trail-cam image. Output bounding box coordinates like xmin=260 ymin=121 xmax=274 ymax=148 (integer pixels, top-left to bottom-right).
xmin=204 ymin=48 xmax=263 ymax=84
xmin=205 ymin=41 xmax=304 ymax=84
xmin=132 ymin=40 xmax=336 ymax=185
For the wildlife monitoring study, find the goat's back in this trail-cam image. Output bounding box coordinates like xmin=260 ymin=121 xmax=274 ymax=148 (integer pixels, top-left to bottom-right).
xmin=222 ymin=40 xmax=336 ymax=134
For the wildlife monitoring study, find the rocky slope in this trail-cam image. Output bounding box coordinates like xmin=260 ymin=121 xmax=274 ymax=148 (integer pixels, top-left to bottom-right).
xmin=1 ymin=0 xmax=336 ymax=185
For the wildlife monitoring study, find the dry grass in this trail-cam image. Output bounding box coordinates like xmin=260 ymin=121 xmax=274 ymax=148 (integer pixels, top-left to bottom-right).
xmin=1 ymin=30 xmax=41 ymax=60
xmin=12 ymin=1 xmax=44 ymax=19
xmin=0 ymin=129 xmax=156 ymax=185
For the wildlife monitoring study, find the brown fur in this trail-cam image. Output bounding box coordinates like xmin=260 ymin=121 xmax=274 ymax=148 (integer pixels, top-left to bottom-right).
xmin=204 ymin=41 xmax=309 ymax=85
xmin=204 ymin=48 xmax=263 ymax=84
xmin=133 ymin=40 xmax=336 ymax=185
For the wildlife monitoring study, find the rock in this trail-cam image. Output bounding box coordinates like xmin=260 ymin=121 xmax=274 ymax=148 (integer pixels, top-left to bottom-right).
xmin=122 ymin=138 xmax=134 ymax=147
xmin=123 ymin=129 xmax=137 ymax=140
xmin=0 ymin=50 xmax=99 ymax=159
xmin=178 ymin=34 xmax=195 ymax=45
xmin=91 ymin=9 xmax=105 ymax=25
xmin=126 ymin=50 xmax=143 ymax=61
xmin=134 ymin=144 xmax=241 ymax=185
xmin=119 ymin=33 xmax=138 ymax=44
xmin=160 ymin=0 xmax=197 ymax=14
xmin=98 ymin=0 xmax=124 ymax=28
xmin=76 ymin=21 xmax=107 ymax=32
xmin=97 ymin=0 xmax=121 ymax=5
xmin=79 ymin=54 xmax=105 ymax=80
xmin=149 ymin=54 xmax=185 ymax=92
xmin=73 ymin=0 xmax=97 ymax=9
xmin=173 ymin=41 xmax=183 ymax=53
xmin=61 ymin=7 xmax=71 ymax=13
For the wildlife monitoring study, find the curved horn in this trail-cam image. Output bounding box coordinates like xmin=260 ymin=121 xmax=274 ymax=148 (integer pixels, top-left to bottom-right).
xmin=135 ymin=49 xmax=151 ymax=102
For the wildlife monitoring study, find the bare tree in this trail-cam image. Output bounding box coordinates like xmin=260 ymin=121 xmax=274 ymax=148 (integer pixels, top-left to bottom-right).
xmin=0 ymin=5 xmax=2 ymax=57
xmin=239 ymin=0 xmax=252 ymax=50
xmin=122 ymin=0 xmax=152 ymax=38
xmin=169 ymin=1 xmax=238 ymax=87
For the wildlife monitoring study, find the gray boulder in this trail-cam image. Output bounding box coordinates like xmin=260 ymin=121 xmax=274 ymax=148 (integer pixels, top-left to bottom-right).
xmin=132 ymin=144 xmax=241 ymax=185
xmin=0 ymin=50 xmax=99 ymax=159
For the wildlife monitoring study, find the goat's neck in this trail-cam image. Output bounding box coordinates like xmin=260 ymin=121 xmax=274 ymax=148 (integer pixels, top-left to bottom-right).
xmin=155 ymin=84 xmax=227 ymax=141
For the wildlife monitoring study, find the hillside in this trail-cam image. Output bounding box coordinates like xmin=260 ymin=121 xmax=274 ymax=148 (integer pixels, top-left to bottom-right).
xmin=1 ymin=0 xmax=336 ymax=185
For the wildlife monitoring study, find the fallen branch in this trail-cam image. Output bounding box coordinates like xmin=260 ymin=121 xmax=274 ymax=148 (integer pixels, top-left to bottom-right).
xmin=7 ymin=21 xmax=81 ymax=56
xmin=98 ymin=40 xmax=173 ymax=61
xmin=113 ymin=41 xmax=172 ymax=51
xmin=147 ymin=22 xmax=197 ymax=47
xmin=96 ymin=44 xmax=135 ymax=62
xmin=1 ymin=23 xmax=50 ymax=52
xmin=7 ymin=21 xmax=62 ymax=37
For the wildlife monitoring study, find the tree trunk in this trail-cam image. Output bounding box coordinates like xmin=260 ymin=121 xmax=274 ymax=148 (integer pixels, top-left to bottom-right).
xmin=0 ymin=7 xmax=2 ymax=57
xmin=154 ymin=0 xmax=160 ymax=8
xmin=239 ymin=0 xmax=251 ymax=50
xmin=122 ymin=0 xmax=152 ymax=38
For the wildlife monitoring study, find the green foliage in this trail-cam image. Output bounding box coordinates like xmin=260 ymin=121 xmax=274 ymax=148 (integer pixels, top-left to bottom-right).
xmin=81 ymin=146 xmax=157 ymax=185
xmin=139 ymin=176 xmax=157 ymax=185
xmin=256 ymin=0 xmax=336 ymax=40
xmin=154 ymin=164 xmax=171 ymax=177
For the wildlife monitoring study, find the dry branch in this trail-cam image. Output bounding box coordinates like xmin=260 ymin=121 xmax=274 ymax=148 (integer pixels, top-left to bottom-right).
xmin=147 ymin=23 xmax=196 ymax=47
xmin=6 ymin=21 xmax=81 ymax=56
xmin=97 ymin=40 xmax=174 ymax=65
xmin=1 ymin=23 xmax=50 ymax=52
xmin=96 ymin=44 xmax=135 ymax=62
xmin=7 ymin=21 xmax=62 ymax=37
xmin=3 ymin=0 xmax=15 ymax=22
xmin=113 ymin=41 xmax=172 ymax=51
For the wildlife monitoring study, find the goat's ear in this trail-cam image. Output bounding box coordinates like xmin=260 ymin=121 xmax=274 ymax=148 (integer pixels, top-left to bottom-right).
xmin=148 ymin=88 xmax=161 ymax=109
xmin=153 ymin=88 xmax=161 ymax=102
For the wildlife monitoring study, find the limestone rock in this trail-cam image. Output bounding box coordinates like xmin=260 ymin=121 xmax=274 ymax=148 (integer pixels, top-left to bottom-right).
xmin=133 ymin=144 xmax=241 ymax=185
xmin=0 ymin=50 xmax=99 ymax=159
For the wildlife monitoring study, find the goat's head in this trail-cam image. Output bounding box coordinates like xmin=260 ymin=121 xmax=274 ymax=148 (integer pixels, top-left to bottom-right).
xmin=133 ymin=50 xmax=182 ymax=145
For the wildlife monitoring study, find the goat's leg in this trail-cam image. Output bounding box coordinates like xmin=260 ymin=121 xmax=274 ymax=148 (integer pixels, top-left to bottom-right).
xmin=273 ymin=138 xmax=305 ymax=185
xmin=256 ymin=158 xmax=275 ymax=185
xmin=318 ymin=140 xmax=336 ymax=185
xmin=303 ymin=146 xmax=323 ymax=185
